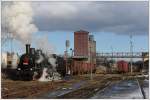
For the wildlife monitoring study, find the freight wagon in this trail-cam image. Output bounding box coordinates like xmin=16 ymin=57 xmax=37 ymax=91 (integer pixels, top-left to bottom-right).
xmin=117 ymin=60 xmax=128 ymax=73
xmin=71 ymin=61 xmax=96 ymax=75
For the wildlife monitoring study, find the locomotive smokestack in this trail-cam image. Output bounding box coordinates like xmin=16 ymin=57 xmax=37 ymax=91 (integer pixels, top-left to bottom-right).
xmin=26 ymin=44 xmax=30 ymax=54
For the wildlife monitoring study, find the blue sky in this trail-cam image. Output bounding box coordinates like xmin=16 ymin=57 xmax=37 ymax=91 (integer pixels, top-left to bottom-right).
xmin=47 ymin=31 xmax=149 ymax=54
xmin=2 ymin=31 xmax=148 ymax=56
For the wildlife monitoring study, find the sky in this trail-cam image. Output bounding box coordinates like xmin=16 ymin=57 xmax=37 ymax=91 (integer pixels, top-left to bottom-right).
xmin=2 ymin=31 xmax=148 ymax=55
xmin=1 ymin=1 xmax=149 ymax=56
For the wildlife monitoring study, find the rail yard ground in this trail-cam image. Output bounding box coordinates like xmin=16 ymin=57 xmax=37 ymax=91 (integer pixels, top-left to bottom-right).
xmin=1 ymin=73 xmax=149 ymax=99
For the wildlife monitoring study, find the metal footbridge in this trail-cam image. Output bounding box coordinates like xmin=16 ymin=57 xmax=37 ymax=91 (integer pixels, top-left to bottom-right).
xmin=96 ymin=52 xmax=149 ymax=58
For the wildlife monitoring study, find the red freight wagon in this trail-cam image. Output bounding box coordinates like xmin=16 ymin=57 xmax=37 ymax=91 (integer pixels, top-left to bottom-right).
xmin=71 ymin=61 xmax=96 ymax=75
xmin=117 ymin=60 xmax=128 ymax=73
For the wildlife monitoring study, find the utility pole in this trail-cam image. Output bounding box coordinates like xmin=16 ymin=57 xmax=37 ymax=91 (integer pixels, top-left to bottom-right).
xmin=90 ymin=46 xmax=93 ymax=80
xmin=130 ymin=34 xmax=133 ymax=74
xmin=70 ymin=48 xmax=74 ymax=57
xmin=65 ymin=40 xmax=70 ymax=75
xmin=70 ymin=48 xmax=74 ymax=75
xmin=10 ymin=33 xmax=13 ymax=53
xmin=65 ymin=50 xmax=68 ymax=75
xmin=110 ymin=46 xmax=113 ymax=61
xmin=110 ymin=46 xmax=113 ymax=73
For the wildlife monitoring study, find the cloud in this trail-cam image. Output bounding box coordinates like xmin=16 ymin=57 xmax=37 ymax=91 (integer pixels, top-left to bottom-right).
xmin=2 ymin=1 xmax=148 ymax=36
xmin=2 ymin=2 xmax=38 ymax=43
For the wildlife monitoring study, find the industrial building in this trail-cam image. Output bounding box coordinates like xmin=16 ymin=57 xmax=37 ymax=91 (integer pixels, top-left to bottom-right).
xmin=70 ymin=30 xmax=96 ymax=75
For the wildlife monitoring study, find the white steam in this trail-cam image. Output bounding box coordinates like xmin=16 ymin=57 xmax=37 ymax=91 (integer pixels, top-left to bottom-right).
xmin=38 ymin=55 xmax=61 ymax=82
xmin=2 ymin=2 xmax=38 ymax=43
xmin=11 ymin=53 xmax=19 ymax=69
xmin=1 ymin=52 xmax=7 ymax=69
xmin=38 ymin=68 xmax=51 ymax=82
xmin=38 ymin=67 xmax=61 ymax=82
xmin=2 ymin=2 xmax=55 ymax=55
xmin=35 ymin=54 xmax=44 ymax=64
xmin=34 ymin=35 xmax=55 ymax=54
xmin=48 ymin=57 xmax=57 ymax=68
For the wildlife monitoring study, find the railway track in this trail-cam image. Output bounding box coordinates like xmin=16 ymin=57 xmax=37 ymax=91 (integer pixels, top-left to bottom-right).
xmin=56 ymin=79 xmax=114 ymax=99
xmin=91 ymin=79 xmax=148 ymax=99
xmin=136 ymin=78 xmax=146 ymax=99
xmin=2 ymin=75 xmax=148 ymax=99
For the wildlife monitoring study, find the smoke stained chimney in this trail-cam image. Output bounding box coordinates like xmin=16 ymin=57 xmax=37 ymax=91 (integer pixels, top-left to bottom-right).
xmin=26 ymin=44 xmax=30 ymax=54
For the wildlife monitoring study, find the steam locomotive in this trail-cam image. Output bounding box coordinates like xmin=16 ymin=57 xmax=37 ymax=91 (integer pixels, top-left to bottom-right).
xmin=16 ymin=44 xmax=66 ymax=80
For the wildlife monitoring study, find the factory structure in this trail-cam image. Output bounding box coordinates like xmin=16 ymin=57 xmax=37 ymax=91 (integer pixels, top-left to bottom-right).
xmin=67 ymin=30 xmax=96 ymax=75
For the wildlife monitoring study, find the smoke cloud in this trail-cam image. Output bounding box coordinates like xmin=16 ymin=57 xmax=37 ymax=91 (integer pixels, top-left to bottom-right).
xmin=2 ymin=2 xmax=54 ymax=54
xmin=2 ymin=2 xmax=38 ymax=43
xmin=34 ymin=35 xmax=55 ymax=54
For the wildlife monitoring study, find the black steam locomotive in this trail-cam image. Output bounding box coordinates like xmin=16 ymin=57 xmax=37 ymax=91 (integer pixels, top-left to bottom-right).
xmin=17 ymin=44 xmax=66 ymax=80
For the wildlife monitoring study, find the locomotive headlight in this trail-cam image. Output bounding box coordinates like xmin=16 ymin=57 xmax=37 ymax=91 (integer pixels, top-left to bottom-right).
xmin=18 ymin=68 xmax=21 ymax=70
xmin=30 ymin=68 xmax=33 ymax=71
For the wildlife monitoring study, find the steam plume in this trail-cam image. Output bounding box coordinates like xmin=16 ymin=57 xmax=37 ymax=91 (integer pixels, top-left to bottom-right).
xmin=2 ymin=2 xmax=38 ymax=43
xmin=34 ymin=35 xmax=55 ymax=54
xmin=2 ymin=2 xmax=55 ymax=55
